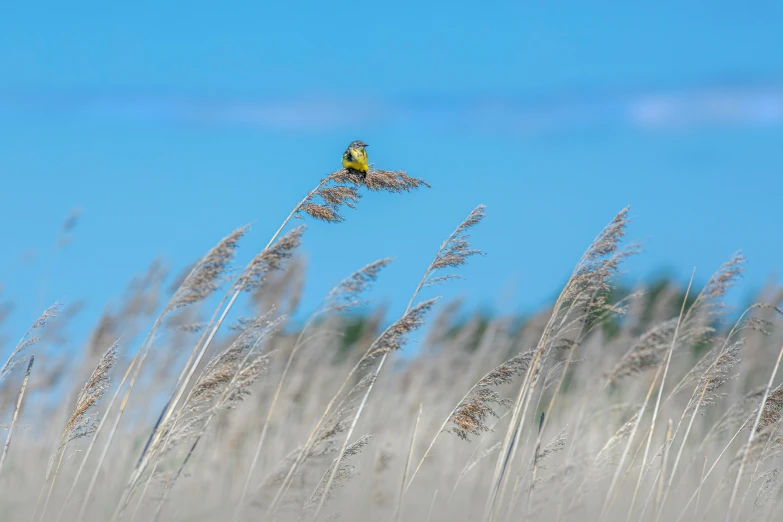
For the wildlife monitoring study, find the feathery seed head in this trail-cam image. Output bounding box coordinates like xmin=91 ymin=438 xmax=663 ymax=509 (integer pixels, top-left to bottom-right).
xmin=2 ymin=302 xmax=62 ymax=383
xmin=301 ymin=203 xmax=343 ymax=223
xmin=448 ymin=350 xmax=532 ymax=441
xmin=317 ymin=186 xmax=360 ymax=211
xmin=326 ymin=258 xmax=393 ymax=310
xmin=238 ymin=227 xmax=305 ymax=292
xmin=753 ymin=469 xmax=781 ymax=511
xmin=430 ymin=205 xmax=486 ymax=275
xmin=536 ymin=427 xmax=568 ymax=467
xmin=557 ymin=208 xmax=637 ymax=323
xmin=709 ymin=388 xmax=766 ymax=442
xmin=691 ymin=338 xmax=743 ymax=408
xmin=63 ymin=341 xmax=118 ymax=445
xmin=167 ymin=226 xmax=248 ymax=312
xmin=186 ymin=313 xmax=279 ymax=411
xmin=478 ymin=351 xmax=533 ymax=388
xmin=448 ymin=388 xmax=506 ymax=441
xmin=31 ymin=303 xmax=60 ymax=330
xmin=327 ymin=168 xmax=430 ymax=192
xmin=595 ymin=411 xmax=640 ymax=465
xmin=758 ymin=385 xmax=783 ymax=433
xmin=300 ymin=167 xmax=427 ymax=225
xmin=701 ymin=252 xmax=746 ymax=304
xmin=303 ymin=435 xmax=373 ymax=515
xmin=363 ymin=298 xmax=439 ymax=361
xmin=362 ymin=169 xmax=430 ymax=193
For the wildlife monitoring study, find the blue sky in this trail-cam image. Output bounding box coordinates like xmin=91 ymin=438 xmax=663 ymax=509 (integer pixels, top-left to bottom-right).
xmin=1 ymin=1 xmax=783 ymax=348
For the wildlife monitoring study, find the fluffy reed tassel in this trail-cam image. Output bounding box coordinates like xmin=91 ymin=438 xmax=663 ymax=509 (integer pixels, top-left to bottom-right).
xmin=0 ymin=303 xmax=58 ymax=384
xmin=302 ymin=435 xmax=373 ymax=517
xmin=35 ymin=342 xmax=118 ymax=522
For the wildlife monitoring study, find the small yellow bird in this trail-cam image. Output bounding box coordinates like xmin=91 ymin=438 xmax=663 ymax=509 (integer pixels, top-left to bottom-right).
xmin=341 ymin=140 xmax=369 ymax=174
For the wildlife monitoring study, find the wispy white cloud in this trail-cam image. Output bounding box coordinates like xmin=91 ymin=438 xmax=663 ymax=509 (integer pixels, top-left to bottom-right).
xmin=2 ymin=81 xmax=782 ymax=134
xmin=628 ymin=87 xmax=783 ymax=129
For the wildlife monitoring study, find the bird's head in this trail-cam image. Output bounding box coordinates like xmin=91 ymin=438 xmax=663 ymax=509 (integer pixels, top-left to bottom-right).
xmin=348 ymin=140 xmax=368 ymax=150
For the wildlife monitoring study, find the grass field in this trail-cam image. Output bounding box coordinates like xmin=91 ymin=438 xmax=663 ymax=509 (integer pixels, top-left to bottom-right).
xmin=2 ymin=168 xmax=783 ymax=522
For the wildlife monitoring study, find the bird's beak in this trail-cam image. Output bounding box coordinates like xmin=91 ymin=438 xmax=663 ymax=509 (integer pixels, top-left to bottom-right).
xmin=364 ymin=144 xmax=369 ymax=147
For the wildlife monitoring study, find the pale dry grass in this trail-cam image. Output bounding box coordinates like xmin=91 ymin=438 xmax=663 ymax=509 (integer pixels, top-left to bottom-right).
xmin=1 ymin=170 xmax=783 ymax=522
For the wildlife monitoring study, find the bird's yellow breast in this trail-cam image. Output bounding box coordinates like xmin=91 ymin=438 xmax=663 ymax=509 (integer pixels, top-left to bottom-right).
xmin=342 ymin=147 xmax=369 ymax=173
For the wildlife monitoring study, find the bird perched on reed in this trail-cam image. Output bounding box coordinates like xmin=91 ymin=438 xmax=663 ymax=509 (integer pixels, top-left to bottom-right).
xmin=341 ymin=140 xmax=369 ymax=175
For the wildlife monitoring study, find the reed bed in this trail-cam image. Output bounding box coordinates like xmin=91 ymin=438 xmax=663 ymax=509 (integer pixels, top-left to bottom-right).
xmin=1 ymin=168 xmax=783 ymax=522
